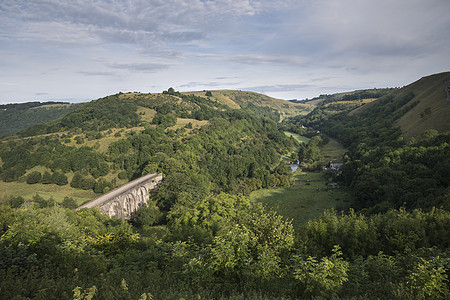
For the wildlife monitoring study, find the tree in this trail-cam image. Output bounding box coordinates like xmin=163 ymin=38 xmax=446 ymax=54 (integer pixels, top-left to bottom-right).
xmin=8 ymin=196 xmax=24 ymax=208
xmin=52 ymin=172 xmax=68 ymax=186
xmin=131 ymin=203 xmax=162 ymax=228
xmin=26 ymin=171 xmax=42 ymax=184
xmin=61 ymin=196 xmax=78 ymax=209
xmin=42 ymin=171 xmax=53 ymax=184
xmin=71 ymin=172 xmax=83 ymax=188
xmin=294 ymin=245 xmax=349 ymax=298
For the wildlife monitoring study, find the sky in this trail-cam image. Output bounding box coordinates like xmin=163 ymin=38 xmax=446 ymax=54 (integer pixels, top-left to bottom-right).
xmin=0 ymin=0 xmax=449 ymax=104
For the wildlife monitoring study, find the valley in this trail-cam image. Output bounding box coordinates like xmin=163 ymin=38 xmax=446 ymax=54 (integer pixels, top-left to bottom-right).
xmin=0 ymin=74 xmax=449 ymax=299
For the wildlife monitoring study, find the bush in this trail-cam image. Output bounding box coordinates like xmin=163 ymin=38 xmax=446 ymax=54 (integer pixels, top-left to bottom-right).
xmin=9 ymin=196 xmax=24 ymax=208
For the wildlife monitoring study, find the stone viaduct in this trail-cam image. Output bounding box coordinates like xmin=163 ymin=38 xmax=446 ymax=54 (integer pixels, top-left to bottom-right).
xmin=77 ymin=173 xmax=163 ymax=219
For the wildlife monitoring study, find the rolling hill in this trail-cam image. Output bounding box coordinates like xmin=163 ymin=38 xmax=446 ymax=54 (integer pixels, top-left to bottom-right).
xmin=0 ymin=89 xmax=300 ymax=205
xmin=182 ymin=90 xmax=313 ymax=120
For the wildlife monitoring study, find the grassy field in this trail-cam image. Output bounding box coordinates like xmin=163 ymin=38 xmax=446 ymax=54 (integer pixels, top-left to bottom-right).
xmin=0 ymin=181 xmax=97 ymax=206
xmin=137 ymin=106 xmax=157 ymax=123
xmin=250 ymin=171 xmax=352 ymax=228
xmin=251 ymin=134 xmax=350 ymax=227
xmin=321 ymin=137 xmax=347 ymax=161
xmin=284 ymin=131 xmax=310 ymax=144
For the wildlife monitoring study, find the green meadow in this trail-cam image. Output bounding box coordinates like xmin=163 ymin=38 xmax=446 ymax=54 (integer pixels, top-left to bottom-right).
xmin=284 ymin=131 xmax=310 ymax=144
xmin=250 ymin=171 xmax=351 ymax=227
xmin=0 ymin=181 xmax=97 ymax=206
xmin=252 ymin=134 xmax=350 ymax=227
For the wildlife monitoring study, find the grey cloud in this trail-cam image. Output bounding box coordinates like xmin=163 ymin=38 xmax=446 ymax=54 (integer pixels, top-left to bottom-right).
xmin=179 ymin=81 xmax=241 ymax=89
xmin=77 ymin=71 xmax=117 ymax=76
xmin=0 ymin=0 xmax=263 ymax=49
xmin=108 ymin=62 xmax=170 ymax=72
xmin=193 ymin=53 xmax=309 ymax=66
xmin=244 ymin=84 xmax=314 ymax=93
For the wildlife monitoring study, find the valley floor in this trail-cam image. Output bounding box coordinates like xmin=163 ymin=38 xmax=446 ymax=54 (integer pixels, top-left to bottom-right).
xmin=250 ymin=171 xmax=352 ymax=227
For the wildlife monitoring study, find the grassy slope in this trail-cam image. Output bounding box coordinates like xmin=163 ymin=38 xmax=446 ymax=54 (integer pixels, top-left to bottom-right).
xmin=0 ymin=103 xmax=211 ymax=203
xmin=284 ymin=131 xmax=310 ymax=144
xmin=394 ymin=72 xmax=450 ymax=139
xmin=321 ymin=137 xmax=347 ymax=162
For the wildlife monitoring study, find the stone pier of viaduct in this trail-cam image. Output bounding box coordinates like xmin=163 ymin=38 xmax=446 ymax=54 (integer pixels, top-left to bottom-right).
xmin=77 ymin=173 xmax=162 ymax=219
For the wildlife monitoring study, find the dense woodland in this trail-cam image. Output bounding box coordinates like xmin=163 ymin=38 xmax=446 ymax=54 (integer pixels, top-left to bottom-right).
xmin=0 ymin=87 xmax=449 ymax=299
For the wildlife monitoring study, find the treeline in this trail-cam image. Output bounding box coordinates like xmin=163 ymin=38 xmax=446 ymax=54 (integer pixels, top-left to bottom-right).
xmin=0 ymin=196 xmax=448 ymax=299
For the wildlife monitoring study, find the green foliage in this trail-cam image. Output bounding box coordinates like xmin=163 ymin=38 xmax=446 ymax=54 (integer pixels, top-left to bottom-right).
xmin=0 ymin=203 xmax=449 ymax=299
xmin=18 ymin=94 xmax=140 ymax=136
xmin=52 ymin=171 xmax=68 ymax=186
xmin=26 ymin=171 xmax=42 ymax=184
xmin=294 ymin=245 xmax=349 ymax=298
xmin=406 ymin=257 xmax=449 ymax=299
xmin=1 ymin=88 xmax=449 ymax=298
xmin=61 ymin=196 xmax=78 ymax=209
xmin=132 ymin=203 xmax=162 ymax=228
xmin=41 ymin=171 xmax=53 ymax=184
xmin=71 ymin=172 xmax=100 ymax=191
xmin=286 ymin=87 xmax=449 ymax=211
xmin=8 ymin=196 xmax=24 ymax=208
xmin=151 ymin=112 xmax=177 ymax=127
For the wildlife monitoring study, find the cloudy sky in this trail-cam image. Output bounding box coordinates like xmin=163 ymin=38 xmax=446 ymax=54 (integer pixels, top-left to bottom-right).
xmin=0 ymin=0 xmax=449 ymax=104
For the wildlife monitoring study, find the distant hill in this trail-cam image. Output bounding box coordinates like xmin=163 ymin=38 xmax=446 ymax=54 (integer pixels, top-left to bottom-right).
xmin=183 ymin=90 xmax=312 ymax=121
xmin=0 ymin=101 xmax=79 ymax=136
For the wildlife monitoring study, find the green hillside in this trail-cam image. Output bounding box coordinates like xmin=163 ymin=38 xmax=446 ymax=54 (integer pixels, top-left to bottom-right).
xmin=0 ymin=89 xmax=298 ymax=205
xmin=0 ymin=101 xmax=79 ymax=136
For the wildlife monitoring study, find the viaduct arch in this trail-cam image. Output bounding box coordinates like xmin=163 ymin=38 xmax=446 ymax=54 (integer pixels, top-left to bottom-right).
xmin=77 ymin=173 xmax=162 ymax=219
